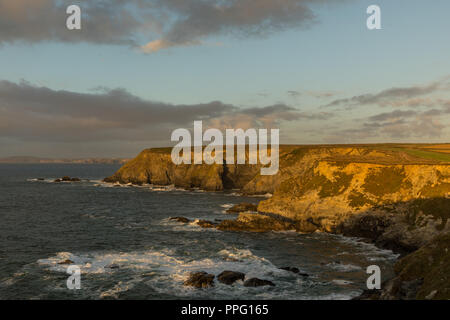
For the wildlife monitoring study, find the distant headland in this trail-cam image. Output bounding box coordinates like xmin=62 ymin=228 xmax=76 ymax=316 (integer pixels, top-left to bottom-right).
xmin=0 ymin=156 xmax=130 ymax=164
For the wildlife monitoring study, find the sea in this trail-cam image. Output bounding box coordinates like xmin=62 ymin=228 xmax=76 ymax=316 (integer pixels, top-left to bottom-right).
xmin=0 ymin=164 xmax=398 ymax=299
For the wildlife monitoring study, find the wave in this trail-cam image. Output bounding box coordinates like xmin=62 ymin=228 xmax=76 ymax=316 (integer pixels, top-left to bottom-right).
xmin=333 ymin=235 xmax=399 ymax=261
xmin=36 ymin=247 xmax=321 ymax=299
xmin=325 ymin=262 xmax=362 ymax=272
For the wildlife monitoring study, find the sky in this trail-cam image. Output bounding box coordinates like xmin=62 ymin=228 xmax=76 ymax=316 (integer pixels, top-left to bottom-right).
xmin=0 ymin=0 xmax=449 ymax=158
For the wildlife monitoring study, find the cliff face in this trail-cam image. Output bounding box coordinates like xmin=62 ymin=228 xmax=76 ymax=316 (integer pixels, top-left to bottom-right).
xmin=104 ymin=148 xmax=262 ymax=191
xmin=258 ymin=160 xmax=450 ymax=230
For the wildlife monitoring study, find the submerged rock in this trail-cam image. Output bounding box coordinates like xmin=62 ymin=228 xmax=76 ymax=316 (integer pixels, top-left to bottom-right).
xmin=226 ymin=203 xmax=258 ymax=214
xmin=243 ymin=278 xmax=275 ymax=287
xmin=217 ymin=271 xmax=245 ymax=285
xmin=105 ymin=264 xmax=120 ymax=269
xmin=280 ymin=266 xmax=300 ymax=274
xmin=169 ymin=217 xmax=190 ymax=223
xmin=184 ymin=271 xmax=215 ymax=288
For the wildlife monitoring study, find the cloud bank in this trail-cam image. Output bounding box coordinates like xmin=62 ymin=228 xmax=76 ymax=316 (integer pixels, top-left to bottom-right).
xmin=0 ymin=0 xmax=345 ymax=52
xmin=0 ymin=80 xmax=314 ymax=147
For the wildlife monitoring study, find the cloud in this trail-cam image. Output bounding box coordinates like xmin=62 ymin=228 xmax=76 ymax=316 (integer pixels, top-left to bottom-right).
xmin=323 ymin=79 xmax=448 ymax=109
xmin=0 ymin=0 xmax=346 ymax=51
xmin=287 ymin=90 xmax=301 ymax=97
xmin=367 ymin=110 xmax=417 ymax=122
xmin=306 ymin=90 xmax=338 ymax=99
xmin=328 ymin=105 xmax=450 ymax=142
xmin=0 ymin=0 xmax=155 ymax=46
xmin=0 ymin=80 xmax=316 ymax=146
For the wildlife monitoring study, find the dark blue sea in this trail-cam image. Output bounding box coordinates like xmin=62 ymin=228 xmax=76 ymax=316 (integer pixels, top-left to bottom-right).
xmin=0 ymin=164 xmax=397 ymax=299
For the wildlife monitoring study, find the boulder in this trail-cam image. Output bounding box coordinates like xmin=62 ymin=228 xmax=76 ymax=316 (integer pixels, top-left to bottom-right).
xmin=226 ymin=203 xmax=258 ymax=214
xmin=184 ymin=271 xmax=215 ymax=288
xmin=57 ymin=259 xmax=74 ymax=265
xmin=243 ymin=278 xmax=275 ymax=287
xmin=217 ymin=271 xmax=245 ymax=285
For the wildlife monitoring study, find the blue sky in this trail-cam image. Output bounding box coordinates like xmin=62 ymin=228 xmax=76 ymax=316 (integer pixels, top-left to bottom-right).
xmin=0 ymin=0 xmax=449 ymax=157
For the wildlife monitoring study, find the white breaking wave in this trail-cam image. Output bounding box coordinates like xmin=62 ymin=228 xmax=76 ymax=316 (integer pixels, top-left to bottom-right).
xmin=37 ymin=247 xmax=315 ymax=299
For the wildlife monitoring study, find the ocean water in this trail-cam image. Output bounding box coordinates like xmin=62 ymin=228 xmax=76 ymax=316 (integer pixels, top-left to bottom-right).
xmin=0 ymin=164 xmax=397 ymax=300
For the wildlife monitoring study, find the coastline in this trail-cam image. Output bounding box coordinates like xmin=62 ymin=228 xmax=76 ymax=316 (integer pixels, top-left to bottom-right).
xmin=103 ymin=144 xmax=450 ymax=299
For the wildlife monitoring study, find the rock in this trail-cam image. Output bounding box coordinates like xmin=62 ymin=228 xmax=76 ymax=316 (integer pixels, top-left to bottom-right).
xmin=299 ymin=272 xmax=309 ymax=277
xmin=184 ymin=271 xmax=215 ymax=288
xmin=55 ymin=176 xmax=81 ymax=182
xmin=280 ymin=267 xmax=309 ymax=277
xmin=57 ymin=259 xmax=74 ymax=265
xmin=352 ymin=289 xmax=381 ymax=300
xmin=243 ymin=278 xmax=275 ymax=287
xmin=218 ymin=213 xmax=300 ymax=232
xmin=280 ymin=266 xmax=299 ymax=274
xmin=170 ymin=217 xmax=190 ymax=223
xmin=105 ymin=264 xmax=120 ymax=269
xmin=356 ymin=233 xmax=450 ymax=300
xmin=37 ymin=178 xmax=45 ymax=181
xmin=226 ymin=203 xmax=258 ymax=214
xmin=196 ymin=220 xmax=217 ymax=228
xmin=217 ymin=271 xmax=245 ymax=285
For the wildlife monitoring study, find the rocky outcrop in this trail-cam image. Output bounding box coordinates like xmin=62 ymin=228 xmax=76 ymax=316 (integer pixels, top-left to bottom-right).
xmin=335 ymin=198 xmax=450 ymax=255
xmin=184 ymin=272 xmax=215 ymax=288
xmin=226 ymin=203 xmax=258 ymax=214
xmin=243 ymin=278 xmax=275 ymax=287
xmin=357 ymin=233 xmax=450 ymax=300
xmin=217 ymin=271 xmax=245 ymax=285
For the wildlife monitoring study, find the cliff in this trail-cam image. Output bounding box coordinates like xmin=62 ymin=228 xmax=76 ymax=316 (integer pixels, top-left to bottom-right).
xmin=106 ymin=146 xmax=449 ymax=238
xmin=106 ymin=144 xmax=450 ymax=299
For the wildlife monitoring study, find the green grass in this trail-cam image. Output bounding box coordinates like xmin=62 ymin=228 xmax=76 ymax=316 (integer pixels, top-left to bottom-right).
xmin=378 ymin=146 xmax=450 ymax=162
